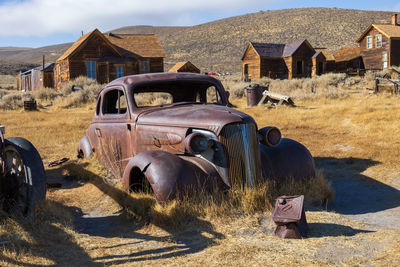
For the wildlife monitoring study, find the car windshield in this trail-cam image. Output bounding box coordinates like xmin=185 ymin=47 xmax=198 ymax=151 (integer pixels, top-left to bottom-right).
xmin=131 ymin=80 xmax=224 ymax=107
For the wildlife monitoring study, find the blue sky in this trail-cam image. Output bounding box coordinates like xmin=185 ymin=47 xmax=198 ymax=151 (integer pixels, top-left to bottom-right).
xmin=0 ymin=0 xmax=399 ymax=48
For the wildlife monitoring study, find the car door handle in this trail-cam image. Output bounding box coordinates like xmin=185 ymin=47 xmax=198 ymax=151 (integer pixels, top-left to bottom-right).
xmin=127 ymin=124 xmax=131 ymax=131
xmin=95 ymin=128 xmax=102 ymax=138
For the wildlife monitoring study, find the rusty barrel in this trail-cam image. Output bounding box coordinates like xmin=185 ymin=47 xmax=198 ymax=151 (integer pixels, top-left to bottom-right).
xmin=246 ymin=84 xmax=262 ymax=106
xmin=24 ymin=100 xmax=37 ymax=111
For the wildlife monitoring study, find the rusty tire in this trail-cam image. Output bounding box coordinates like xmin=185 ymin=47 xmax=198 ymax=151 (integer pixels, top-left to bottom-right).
xmin=3 ymin=137 xmax=46 ymax=217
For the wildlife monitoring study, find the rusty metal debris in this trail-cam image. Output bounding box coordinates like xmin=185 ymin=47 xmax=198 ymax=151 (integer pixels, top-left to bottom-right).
xmin=48 ymin=157 xmax=69 ymax=167
xmin=78 ymin=73 xmax=315 ymax=202
xmin=272 ymin=195 xmax=308 ymax=239
xmin=0 ymin=124 xmax=46 ymax=217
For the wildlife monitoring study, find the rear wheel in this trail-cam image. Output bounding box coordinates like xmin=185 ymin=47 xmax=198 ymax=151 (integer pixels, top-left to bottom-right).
xmin=1 ymin=137 xmax=46 ymax=217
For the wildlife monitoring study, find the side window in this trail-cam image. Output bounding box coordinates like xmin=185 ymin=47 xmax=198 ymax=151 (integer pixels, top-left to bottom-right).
xmin=140 ymin=61 xmax=150 ymax=73
xmin=367 ymin=36 xmax=373 ymax=49
xmin=102 ymin=90 xmax=127 ymax=115
xmin=116 ymin=66 xmax=124 ymax=78
xmin=86 ymin=60 xmax=97 ymax=79
xmin=376 ymin=35 xmax=382 ymax=48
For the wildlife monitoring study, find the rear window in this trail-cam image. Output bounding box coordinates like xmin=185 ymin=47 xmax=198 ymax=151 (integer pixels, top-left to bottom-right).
xmin=131 ymin=80 xmax=223 ymax=107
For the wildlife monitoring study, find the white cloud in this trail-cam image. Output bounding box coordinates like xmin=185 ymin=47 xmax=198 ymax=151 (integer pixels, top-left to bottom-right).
xmin=0 ymin=0 xmax=280 ymax=36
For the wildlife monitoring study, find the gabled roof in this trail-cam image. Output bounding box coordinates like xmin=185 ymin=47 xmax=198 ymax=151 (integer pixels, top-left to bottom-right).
xmin=282 ymin=39 xmax=313 ymax=57
xmin=168 ymin=61 xmax=200 ymax=73
xmin=243 ymin=40 xmax=314 ymax=60
xmin=315 ymin=48 xmax=335 ymax=61
xmin=248 ymin=42 xmax=285 ymax=58
xmin=57 ymin=29 xmax=122 ymax=62
xmin=104 ymin=33 xmax=166 ymax=58
xmin=357 ymin=24 xmax=400 ymax=42
xmin=333 ymin=46 xmax=361 ymax=62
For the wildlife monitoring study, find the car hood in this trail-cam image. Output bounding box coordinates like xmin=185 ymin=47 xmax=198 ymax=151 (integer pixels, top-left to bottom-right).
xmin=135 ymin=104 xmax=256 ymax=135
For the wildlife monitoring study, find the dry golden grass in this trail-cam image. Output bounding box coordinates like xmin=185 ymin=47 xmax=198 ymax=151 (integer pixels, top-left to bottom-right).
xmin=0 ymin=92 xmax=400 ymax=265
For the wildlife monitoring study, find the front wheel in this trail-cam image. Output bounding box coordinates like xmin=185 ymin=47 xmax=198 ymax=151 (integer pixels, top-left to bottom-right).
xmin=1 ymin=137 xmax=46 ymax=217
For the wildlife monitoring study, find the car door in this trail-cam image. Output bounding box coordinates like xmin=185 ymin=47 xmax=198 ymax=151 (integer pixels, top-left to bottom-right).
xmin=94 ymin=87 xmax=133 ymax=179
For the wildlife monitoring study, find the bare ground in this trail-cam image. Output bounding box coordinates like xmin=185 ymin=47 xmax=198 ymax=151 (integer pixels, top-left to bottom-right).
xmin=1 ymin=94 xmax=400 ymax=266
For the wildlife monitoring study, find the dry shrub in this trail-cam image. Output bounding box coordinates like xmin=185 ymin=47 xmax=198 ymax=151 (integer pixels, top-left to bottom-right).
xmin=32 ymin=87 xmax=59 ymax=101
xmin=54 ymin=76 xmax=102 ymax=108
xmin=126 ymin=172 xmax=333 ymax=229
xmin=0 ymin=92 xmax=33 ymax=110
xmin=0 ymin=88 xmax=10 ymax=98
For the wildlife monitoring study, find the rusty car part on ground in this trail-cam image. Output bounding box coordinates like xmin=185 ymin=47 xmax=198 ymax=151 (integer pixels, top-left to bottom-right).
xmin=0 ymin=125 xmax=46 ymax=217
xmin=78 ymin=73 xmax=315 ymax=202
xmin=272 ymin=195 xmax=308 ymax=239
xmin=48 ymin=157 xmax=69 ymax=167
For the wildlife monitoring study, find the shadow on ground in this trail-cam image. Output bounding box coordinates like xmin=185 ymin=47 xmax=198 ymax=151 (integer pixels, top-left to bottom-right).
xmin=315 ymin=157 xmax=400 ymax=215
xmin=307 ymin=223 xmax=373 ymax=237
xmin=0 ymin=162 xmax=224 ymax=266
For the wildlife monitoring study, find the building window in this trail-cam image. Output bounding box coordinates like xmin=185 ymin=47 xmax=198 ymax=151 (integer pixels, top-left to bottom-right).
xmin=382 ymin=52 xmax=388 ymax=69
xmin=116 ymin=66 xmax=124 ymax=78
xmin=58 ymin=65 xmax=61 ymax=82
xmin=86 ymin=61 xmax=96 ymax=79
xmin=367 ymin=36 xmax=373 ymax=49
xmin=376 ymin=35 xmax=382 ymax=48
xmin=140 ymin=61 xmax=150 ymax=73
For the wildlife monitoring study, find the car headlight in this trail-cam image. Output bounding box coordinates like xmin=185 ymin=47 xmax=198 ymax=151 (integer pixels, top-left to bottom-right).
xmin=184 ymin=133 xmax=210 ymax=154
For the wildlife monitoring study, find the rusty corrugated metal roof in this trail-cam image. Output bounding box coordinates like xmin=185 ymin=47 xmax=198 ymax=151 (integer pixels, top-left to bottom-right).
xmin=249 ymin=40 xmax=312 ymax=59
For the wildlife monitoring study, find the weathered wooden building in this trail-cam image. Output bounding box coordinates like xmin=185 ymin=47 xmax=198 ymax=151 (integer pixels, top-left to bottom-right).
xmin=54 ymin=29 xmax=166 ymax=90
xmin=241 ymin=40 xmax=326 ymax=80
xmin=356 ymin=14 xmax=400 ymax=71
xmin=315 ymin=48 xmax=335 ymax=72
xmin=17 ymin=63 xmax=54 ymax=91
xmin=168 ymin=61 xmax=200 ymax=73
xmin=333 ymin=46 xmax=364 ymax=73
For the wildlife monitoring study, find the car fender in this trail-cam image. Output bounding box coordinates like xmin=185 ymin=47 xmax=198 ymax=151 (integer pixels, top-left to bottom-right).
xmin=259 ymin=138 xmax=315 ymax=181
xmin=78 ymin=136 xmax=93 ymax=159
xmin=122 ymin=150 xmax=222 ymax=202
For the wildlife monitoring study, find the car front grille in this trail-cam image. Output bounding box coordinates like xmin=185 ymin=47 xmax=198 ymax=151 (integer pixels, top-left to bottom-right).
xmin=219 ymin=123 xmax=261 ymax=189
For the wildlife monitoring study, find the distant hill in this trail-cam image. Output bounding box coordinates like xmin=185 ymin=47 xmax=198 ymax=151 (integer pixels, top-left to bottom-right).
xmin=0 ymin=8 xmax=395 ymax=74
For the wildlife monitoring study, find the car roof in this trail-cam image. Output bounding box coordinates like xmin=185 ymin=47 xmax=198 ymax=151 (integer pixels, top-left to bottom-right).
xmin=106 ymin=72 xmax=222 ymax=89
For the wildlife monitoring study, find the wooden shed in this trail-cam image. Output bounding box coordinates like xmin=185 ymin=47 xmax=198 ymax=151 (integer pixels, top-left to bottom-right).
xmin=356 ymin=14 xmax=400 ymax=71
xmin=333 ymin=46 xmax=364 ymax=73
xmin=241 ymin=40 xmax=325 ymax=80
xmin=17 ymin=63 xmax=54 ymax=91
xmin=54 ymin=29 xmax=166 ymax=90
xmin=168 ymin=61 xmax=200 ymax=73
xmin=315 ymin=48 xmax=335 ymax=72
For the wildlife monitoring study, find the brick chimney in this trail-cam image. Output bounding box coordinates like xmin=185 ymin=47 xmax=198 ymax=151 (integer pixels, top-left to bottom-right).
xmin=392 ymin=13 xmax=398 ymax=25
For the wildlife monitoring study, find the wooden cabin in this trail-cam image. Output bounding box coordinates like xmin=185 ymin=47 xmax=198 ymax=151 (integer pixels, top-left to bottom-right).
xmin=356 ymin=14 xmax=400 ymax=71
xmin=17 ymin=63 xmax=54 ymax=91
xmin=168 ymin=61 xmax=200 ymax=73
xmin=315 ymin=48 xmax=335 ymax=72
xmin=104 ymin=33 xmax=166 ymax=73
xmin=333 ymin=47 xmax=364 ymax=73
xmin=241 ymin=40 xmax=326 ymax=80
xmin=54 ymin=29 xmax=166 ymax=90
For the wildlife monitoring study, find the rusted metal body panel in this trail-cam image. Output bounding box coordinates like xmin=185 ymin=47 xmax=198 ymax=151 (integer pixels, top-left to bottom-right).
xmin=80 ymin=72 xmax=316 ymax=202
xmin=272 ymin=195 xmax=308 ymax=239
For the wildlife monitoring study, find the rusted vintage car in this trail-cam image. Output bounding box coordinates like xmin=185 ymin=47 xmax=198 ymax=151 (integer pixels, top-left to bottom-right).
xmin=0 ymin=125 xmax=46 ymax=216
xmin=78 ymin=73 xmax=315 ymax=202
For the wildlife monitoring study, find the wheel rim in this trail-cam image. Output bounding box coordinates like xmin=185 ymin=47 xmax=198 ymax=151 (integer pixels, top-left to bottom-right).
xmin=3 ymin=146 xmax=30 ymax=215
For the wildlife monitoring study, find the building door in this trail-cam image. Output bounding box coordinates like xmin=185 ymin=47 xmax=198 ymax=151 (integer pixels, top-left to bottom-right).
xmin=244 ymin=64 xmax=249 ymax=80
xmin=318 ymin=62 xmax=323 ymax=75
